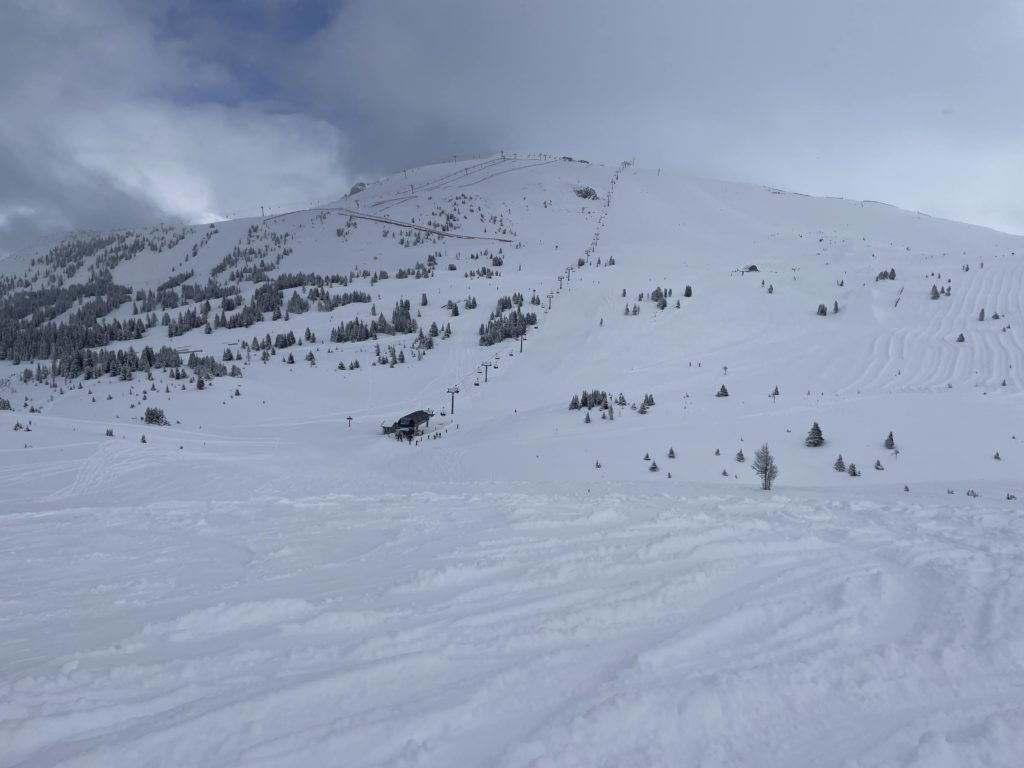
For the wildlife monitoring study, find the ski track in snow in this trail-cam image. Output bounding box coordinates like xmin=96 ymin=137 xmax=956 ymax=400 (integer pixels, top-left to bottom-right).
xmin=842 ymin=256 xmax=1024 ymax=395
xmin=3 ymin=489 xmax=1024 ymax=767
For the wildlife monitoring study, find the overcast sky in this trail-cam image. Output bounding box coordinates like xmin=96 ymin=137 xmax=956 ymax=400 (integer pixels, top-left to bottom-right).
xmin=2 ymin=0 xmax=1022 ymax=255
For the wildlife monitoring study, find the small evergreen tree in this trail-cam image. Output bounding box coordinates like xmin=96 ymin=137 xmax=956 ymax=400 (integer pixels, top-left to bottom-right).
xmin=805 ymin=421 xmax=825 ymax=447
xmin=668 ymin=447 xmax=676 ymax=458
xmin=817 ymin=303 xmax=828 ymax=316
xmin=884 ymin=431 xmax=895 ymax=450
xmin=930 ymin=285 xmax=940 ymax=299
xmin=874 ymin=459 xmax=884 ymax=470
xmin=956 ymin=333 xmax=965 ymax=342
xmin=716 ymin=385 xmax=729 ymax=397
xmin=649 ymin=460 xmax=659 ymax=472
xmin=834 ymin=454 xmax=846 ymax=472
xmin=847 ymin=463 xmax=859 ymax=476
xmin=735 ymin=449 xmax=745 ymax=462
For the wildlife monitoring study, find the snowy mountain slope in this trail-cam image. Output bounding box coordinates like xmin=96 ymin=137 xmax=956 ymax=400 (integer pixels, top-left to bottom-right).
xmin=2 ymin=153 xmax=1021 ymax=491
xmin=2 ymin=154 xmax=1024 ymax=767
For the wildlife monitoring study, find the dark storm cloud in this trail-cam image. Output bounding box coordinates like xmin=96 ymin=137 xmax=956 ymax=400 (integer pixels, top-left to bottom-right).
xmin=2 ymin=0 xmax=1022 ymax=256
xmin=0 ymin=142 xmax=165 ymax=253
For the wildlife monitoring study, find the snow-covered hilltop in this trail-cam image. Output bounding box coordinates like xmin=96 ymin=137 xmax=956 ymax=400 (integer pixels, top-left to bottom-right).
xmin=2 ymin=155 xmax=1023 ymax=766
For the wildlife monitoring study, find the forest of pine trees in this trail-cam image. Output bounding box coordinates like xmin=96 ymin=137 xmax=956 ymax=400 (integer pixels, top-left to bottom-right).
xmin=0 ymin=246 xmax=393 ymax=365
xmin=329 ymin=300 xmax=418 ymax=343
xmin=569 ymin=389 xmax=611 ymax=410
xmin=479 ymin=308 xmax=536 ymax=346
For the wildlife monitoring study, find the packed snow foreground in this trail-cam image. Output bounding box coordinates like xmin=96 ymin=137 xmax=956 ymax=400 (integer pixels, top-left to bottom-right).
xmin=5 ymin=478 xmax=1024 ymax=767
xmin=2 ymin=154 xmax=1024 ymax=766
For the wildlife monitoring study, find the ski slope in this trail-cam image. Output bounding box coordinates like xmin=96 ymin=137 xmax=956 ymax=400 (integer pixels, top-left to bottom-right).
xmin=2 ymin=154 xmax=1024 ymax=766
xmin=3 ymin=481 xmax=1024 ymax=767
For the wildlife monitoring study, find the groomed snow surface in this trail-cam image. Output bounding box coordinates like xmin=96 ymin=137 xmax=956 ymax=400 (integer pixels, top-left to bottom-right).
xmin=2 ymin=155 xmax=1024 ymax=765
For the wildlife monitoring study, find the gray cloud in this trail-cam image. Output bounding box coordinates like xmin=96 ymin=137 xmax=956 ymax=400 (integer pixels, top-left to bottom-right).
xmin=3 ymin=0 xmax=1023 ymax=255
xmin=300 ymin=0 xmax=1024 ymax=233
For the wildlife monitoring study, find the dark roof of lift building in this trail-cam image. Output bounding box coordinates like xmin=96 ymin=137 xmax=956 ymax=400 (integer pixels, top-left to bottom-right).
xmin=396 ymin=410 xmax=431 ymax=427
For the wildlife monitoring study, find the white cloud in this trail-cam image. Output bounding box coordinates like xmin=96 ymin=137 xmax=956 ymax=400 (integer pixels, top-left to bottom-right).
xmin=65 ymin=101 xmax=348 ymax=223
xmin=0 ymin=0 xmax=349 ymax=252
